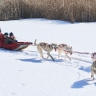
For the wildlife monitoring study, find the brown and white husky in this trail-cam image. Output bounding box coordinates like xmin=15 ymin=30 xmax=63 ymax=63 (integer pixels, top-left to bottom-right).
xmin=34 ymin=39 xmax=57 ymax=61
xmin=57 ymin=44 xmax=73 ymax=60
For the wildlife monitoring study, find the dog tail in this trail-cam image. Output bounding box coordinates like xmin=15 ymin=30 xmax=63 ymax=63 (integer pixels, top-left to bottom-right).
xmin=34 ymin=39 xmax=37 ymax=46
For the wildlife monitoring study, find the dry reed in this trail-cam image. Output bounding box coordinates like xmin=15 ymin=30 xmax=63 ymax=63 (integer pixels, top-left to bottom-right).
xmin=0 ymin=0 xmax=96 ymax=22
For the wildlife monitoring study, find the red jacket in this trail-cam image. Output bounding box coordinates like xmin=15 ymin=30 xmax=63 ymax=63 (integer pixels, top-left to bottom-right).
xmin=0 ymin=33 xmax=4 ymax=38
xmin=0 ymin=33 xmax=4 ymax=47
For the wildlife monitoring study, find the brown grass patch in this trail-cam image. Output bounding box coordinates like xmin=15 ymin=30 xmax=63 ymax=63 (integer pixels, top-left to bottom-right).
xmin=0 ymin=0 xmax=96 ymax=22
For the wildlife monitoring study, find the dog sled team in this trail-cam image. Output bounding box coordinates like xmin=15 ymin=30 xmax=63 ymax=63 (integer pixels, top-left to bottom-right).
xmin=34 ymin=39 xmax=72 ymax=61
xmin=0 ymin=28 xmax=72 ymax=60
xmin=34 ymin=39 xmax=96 ymax=80
xmin=1 ymin=28 xmax=96 ymax=80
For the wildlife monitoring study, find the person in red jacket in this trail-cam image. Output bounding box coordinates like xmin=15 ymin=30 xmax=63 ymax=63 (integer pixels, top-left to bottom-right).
xmin=0 ymin=28 xmax=4 ymax=39
xmin=0 ymin=28 xmax=4 ymax=47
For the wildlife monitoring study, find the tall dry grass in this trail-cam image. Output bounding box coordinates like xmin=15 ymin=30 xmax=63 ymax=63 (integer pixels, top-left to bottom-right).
xmin=0 ymin=0 xmax=96 ymax=22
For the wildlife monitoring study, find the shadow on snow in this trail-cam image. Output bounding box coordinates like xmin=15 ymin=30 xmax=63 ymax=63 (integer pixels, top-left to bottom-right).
xmin=71 ymin=78 xmax=93 ymax=88
xmin=79 ymin=66 xmax=91 ymax=73
xmin=17 ymin=58 xmax=42 ymax=63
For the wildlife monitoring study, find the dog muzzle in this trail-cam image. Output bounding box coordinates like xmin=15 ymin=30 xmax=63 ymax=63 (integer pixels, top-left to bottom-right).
xmin=54 ymin=47 xmax=57 ymax=51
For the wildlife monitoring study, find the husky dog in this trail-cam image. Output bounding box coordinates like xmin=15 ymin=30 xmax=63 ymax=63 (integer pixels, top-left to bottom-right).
xmin=34 ymin=39 xmax=57 ymax=61
xmin=91 ymin=52 xmax=96 ymax=61
xmin=91 ymin=60 xmax=96 ymax=80
xmin=57 ymin=44 xmax=73 ymax=60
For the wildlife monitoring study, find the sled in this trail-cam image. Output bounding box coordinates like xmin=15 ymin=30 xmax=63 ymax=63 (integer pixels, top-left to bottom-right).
xmin=0 ymin=35 xmax=32 ymax=50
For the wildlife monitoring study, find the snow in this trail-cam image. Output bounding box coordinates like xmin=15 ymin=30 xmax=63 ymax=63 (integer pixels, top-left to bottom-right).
xmin=0 ymin=18 xmax=96 ymax=96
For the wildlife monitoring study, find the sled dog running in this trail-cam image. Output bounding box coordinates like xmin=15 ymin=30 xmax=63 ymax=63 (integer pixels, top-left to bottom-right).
xmin=57 ymin=44 xmax=73 ymax=60
xmin=91 ymin=52 xmax=96 ymax=80
xmin=91 ymin=52 xmax=96 ymax=61
xmin=34 ymin=39 xmax=57 ymax=61
xmin=91 ymin=60 xmax=96 ymax=80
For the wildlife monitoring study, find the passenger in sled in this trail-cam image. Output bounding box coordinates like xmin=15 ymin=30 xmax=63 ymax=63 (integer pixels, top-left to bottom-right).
xmin=4 ymin=32 xmax=18 ymax=44
xmin=0 ymin=28 xmax=3 ymax=39
xmin=9 ymin=32 xmax=18 ymax=42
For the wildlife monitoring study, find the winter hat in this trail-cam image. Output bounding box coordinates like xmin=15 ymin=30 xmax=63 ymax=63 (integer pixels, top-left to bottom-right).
xmin=9 ymin=32 xmax=14 ymax=36
xmin=4 ymin=32 xmax=8 ymax=36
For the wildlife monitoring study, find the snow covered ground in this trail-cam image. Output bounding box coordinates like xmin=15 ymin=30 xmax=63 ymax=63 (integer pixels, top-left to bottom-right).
xmin=0 ymin=19 xmax=96 ymax=96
